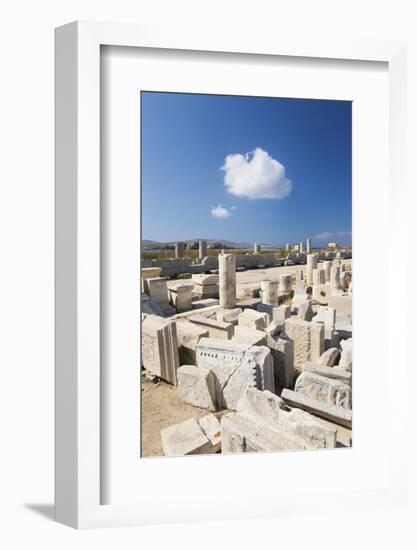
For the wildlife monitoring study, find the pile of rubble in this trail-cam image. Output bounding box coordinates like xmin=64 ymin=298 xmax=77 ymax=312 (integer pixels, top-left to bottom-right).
xmin=141 ymin=251 xmax=353 ymax=456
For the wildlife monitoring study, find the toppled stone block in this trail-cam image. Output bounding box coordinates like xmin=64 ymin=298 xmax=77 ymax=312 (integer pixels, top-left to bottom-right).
xmin=189 ymin=314 xmax=234 ymax=340
xmin=216 ymin=307 xmax=242 ymax=326
xmin=195 ymin=338 xmax=274 ymax=410
xmin=312 ymin=283 xmax=332 ymax=305
xmin=142 ymin=315 xmax=180 ymax=384
xmin=232 ymin=325 xmax=267 ymax=346
xmin=141 ymin=267 xmax=162 ymax=291
xmin=285 ymin=318 xmax=324 ymax=369
xmin=303 ymin=363 xmax=352 ymax=385
xmin=295 ymin=371 xmax=352 ymax=409
xmin=199 ymin=413 xmax=221 ymax=451
xmin=339 ymin=338 xmax=352 ymax=371
xmin=238 ymin=308 xmax=269 ymax=331
xmin=192 ymin=274 xmax=219 ymax=286
xmin=177 ymin=365 xmax=217 ymax=411
xmin=176 ymin=320 xmax=209 ymax=365
xmin=144 ymin=276 xmax=170 ymax=310
xmin=281 ymin=388 xmax=352 ymax=429
xmin=169 ymin=284 xmax=193 ymax=313
xmin=161 ymin=418 xmax=216 ymax=456
xmin=266 ymin=332 xmax=294 ymax=388
xmin=318 ymin=347 xmax=340 ymax=366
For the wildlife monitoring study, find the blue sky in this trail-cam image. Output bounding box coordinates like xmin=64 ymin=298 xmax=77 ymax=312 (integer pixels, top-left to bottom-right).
xmin=141 ymin=92 xmax=352 ymax=247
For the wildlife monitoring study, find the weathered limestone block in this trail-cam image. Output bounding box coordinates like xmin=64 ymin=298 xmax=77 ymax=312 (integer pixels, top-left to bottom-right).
xmin=199 ymin=414 xmax=221 ymax=451
xmin=169 ymin=284 xmax=193 ymax=313
xmin=328 ymin=295 xmax=352 ymax=316
xmin=141 ymin=266 xmax=162 ymax=291
xmin=282 ymin=388 xmax=352 ymax=428
xmin=293 ymin=280 xmax=308 ymax=296
xmin=176 ymin=320 xmax=209 ymax=365
xmin=306 ymin=253 xmax=318 ymax=285
xmin=312 ymin=268 xmax=326 ymax=286
xmin=161 ymin=417 xmax=216 ymax=456
xmin=266 ymin=333 xmax=294 ymax=388
xmin=192 ymin=274 xmax=219 ymax=299
xmin=142 ymin=315 xmax=180 ymax=384
xmin=322 ymin=260 xmax=332 ymax=283
xmin=339 ymin=338 xmax=352 ymax=371
xmin=228 ymin=387 xmax=337 ymax=451
xmin=216 ymin=307 xmax=242 ymax=326
xmin=295 ymin=371 xmax=352 ymax=409
xmin=192 ymin=274 xmax=219 ymax=286
xmin=177 ymin=365 xmax=217 ymax=411
xmin=260 ymin=280 xmax=278 ymax=306
xmin=312 ymin=283 xmax=332 ymax=305
xmin=330 ymin=266 xmax=342 ymax=289
xmin=303 ymin=363 xmax=352 ymax=385
xmin=144 ymin=276 xmax=170 ymax=311
xmin=295 ymin=300 xmax=314 ymax=321
xmin=318 ymin=347 xmax=340 ymax=366
xmin=279 ymin=274 xmax=292 ymax=293
xmin=232 ymin=325 xmax=267 ymax=346
xmin=219 ymin=254 xmax=236 ymax=309
xmin=313 ymin=306 xmax=336 ymax=329
xmin=189 ymin=314 xmax=234 ymax=340
xmin=195 ymin=338 xmax=274 ymax=410
xmin=238 ymin=308 xmax=269 ymax=331
xmin=285 ymin=318 xmax=324 ymax=369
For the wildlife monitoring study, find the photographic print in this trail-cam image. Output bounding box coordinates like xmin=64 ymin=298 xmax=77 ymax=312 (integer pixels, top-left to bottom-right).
xmin=140 ymin=92 xmax=352 ymax=457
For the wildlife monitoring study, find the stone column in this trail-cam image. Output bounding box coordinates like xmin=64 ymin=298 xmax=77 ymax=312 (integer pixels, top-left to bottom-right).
xmin=323 ymin=260 xmax=332 ymax=282
xmin=306 ymin=253 xmax=318 ymax=286
xmin=219 ymin=254 xmax=236 ymax=309
xmin=175 ymin=241 xmax=184 ymax=259
xmin=299 ymin=241 xmax=304 ymax=253
xmin=279 ymin=274 xmax=292 ymax=293
xmin=285 ymin=244 xmax=290 ymax=252
xmin=306 ymin=238 xmax=312 ymax=254
xmin=254 ymin=242 xmax=261 ymax=254
xmin=306 ymin=254 xmax=317 ymax=285
xmin=260 ymin=280 xmax=278 ymax=305
xmin=199 ymin=240 xmax=208 ymax=259
xmin=312 ymin=268 xmax=325 ymax=286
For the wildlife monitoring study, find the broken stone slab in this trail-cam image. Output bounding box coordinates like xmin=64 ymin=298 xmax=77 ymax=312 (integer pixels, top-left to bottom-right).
xmin=216 ymin=307 xmax=242 ymax=326
xmin=161 ymin=417 xmax=216 ymax=456
xmin=195 ymin=338 xmax=274 ymax=410
xmin=295 ymin=371 xmax=352 ymax=409
xmin=238 ymin=308 xmax=269 ymax=331
xmin=232 ymin=325 xmax=267 ymax=346
xmin=312 ymin=283 xmax=332 ymax=305
xmin=339 ymin=338 xmax=352 ymax=371
xmin=302 ymin=363 xmax=352 ymax=385
xmin=189 ymin=314 xmax=234 ymax=340
xmin=266 ymin=333 xmax=295 ymax=388
xmin=313 ymin=306 xmax=336 ymax=329
xmin=177 ymin=365 xmax=218 ymax=411
xmin=318 ymin=347 xmax=340 ymax=366
xmin=233 ymin=387 xmax=337 ymax=450
xmin=328 ymin=295 xmax=352 ymax=316
xmin=199 ymin=413 xmax=221 ymax=451
xmin=285 ymin=317 xmax=324 ymax=369
xmin=191 ymin=273 xmax=219 ymax=286
xmin=295 ymin=300 xmax=314 ymax=321
xmin=142 ymin=315 xmax=180 ymax=384
xmin=176 ymin=320 xmax=209 ymax=365
xmin=281 ymin=388 xmax=352 ymax=429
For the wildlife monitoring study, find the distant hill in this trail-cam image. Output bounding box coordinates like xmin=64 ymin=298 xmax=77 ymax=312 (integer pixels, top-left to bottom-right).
xmin=142 ymin=238 xmax=272 ymax=249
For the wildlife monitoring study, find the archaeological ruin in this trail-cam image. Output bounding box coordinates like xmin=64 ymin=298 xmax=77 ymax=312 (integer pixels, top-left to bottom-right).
xmin=141 ymin=241 xmax=353 ymax=457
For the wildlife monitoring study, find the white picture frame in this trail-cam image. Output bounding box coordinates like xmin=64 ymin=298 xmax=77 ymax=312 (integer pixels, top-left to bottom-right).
xmin=55 ymin=21 xmax=407 ymax=529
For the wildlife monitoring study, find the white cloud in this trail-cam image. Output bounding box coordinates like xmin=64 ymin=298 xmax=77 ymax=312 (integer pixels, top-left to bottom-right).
xmin=211 ymin=205 xmax=231 ymax=219
xmin=313 ymin=231 xmax=351 ymax=241
xmin=221 ymin=147 xmax=292 ymax=199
